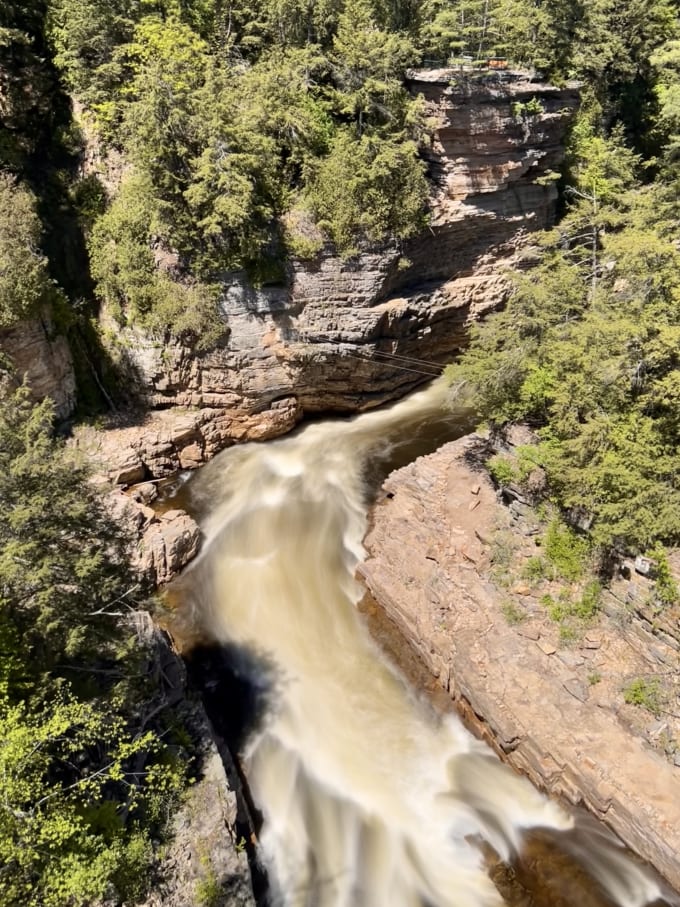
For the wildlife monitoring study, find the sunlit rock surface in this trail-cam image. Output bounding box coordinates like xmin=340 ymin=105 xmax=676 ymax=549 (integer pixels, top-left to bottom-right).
xmin=358 ymin=435 xmax=680 ymax=894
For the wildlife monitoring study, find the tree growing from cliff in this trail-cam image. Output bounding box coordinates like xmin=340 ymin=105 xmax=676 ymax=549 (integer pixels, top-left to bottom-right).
xmin=0 ymin=379 xmax=186 ymax=904
xmin=0 ymin=174 xmax=58 ymax=328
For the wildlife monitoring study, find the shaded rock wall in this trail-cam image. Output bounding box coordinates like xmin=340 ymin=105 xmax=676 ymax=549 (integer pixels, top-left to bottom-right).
xmin=103 ymin=72 xmax=578 ymax=479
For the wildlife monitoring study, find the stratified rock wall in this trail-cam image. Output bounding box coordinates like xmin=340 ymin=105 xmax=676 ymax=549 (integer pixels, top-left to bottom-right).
xmin=103 ymin=72 xmax=578 ymax=479
xmin=0 ymin=309 xmax=76 ymax=419
xmin=358 ymin=437 xmax=680 ymax=893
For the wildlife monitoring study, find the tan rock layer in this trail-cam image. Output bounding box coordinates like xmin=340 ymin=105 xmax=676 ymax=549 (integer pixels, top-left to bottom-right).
xmin=0 ymin=310 xmax=76 ymax=419
xmin=358 ymin=436 xmax=680 ymax=893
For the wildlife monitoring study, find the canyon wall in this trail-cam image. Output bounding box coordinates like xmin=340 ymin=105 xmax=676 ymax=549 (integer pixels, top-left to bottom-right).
xmin=96 ymin=71 xmax=578 ymax=481
xmin=358 ymin=437 xmax=680 ymax=894
xmin=0 ymin=309 xmax=76 ymax=419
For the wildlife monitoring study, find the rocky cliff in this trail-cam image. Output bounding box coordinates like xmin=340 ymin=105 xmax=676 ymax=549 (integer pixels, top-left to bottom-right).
xmin=358 ymin=437 xmax=680 ymax=894
xmin=94 ymin=71 xmax=578 ymax=481
xmin=0 ymin=309 xmax=76 ymax=419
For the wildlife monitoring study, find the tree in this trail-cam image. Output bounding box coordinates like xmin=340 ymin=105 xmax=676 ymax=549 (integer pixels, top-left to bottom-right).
xmin=304 ymin=127 xmax=428 ymax=254
xmin=0 ymin=380 xmax=185 ymax=904
xmin=0 ymin=0 xmax=63 ymax=167
xmin=331 ymin=0 xmax=416 ymax=136
xmin=47 ymin=0 xmax=141 ymax=132
xmin=0 ymin=174 xmax=57 ymax=327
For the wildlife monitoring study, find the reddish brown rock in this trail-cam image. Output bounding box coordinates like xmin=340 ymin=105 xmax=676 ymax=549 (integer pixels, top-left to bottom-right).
xmin=0 ymin=310 xmax=76 ymax=419
xmin=358 ymin=436 xmax=680 ymax=892
xmin=140 ymin=511 xmax=201 ymax=586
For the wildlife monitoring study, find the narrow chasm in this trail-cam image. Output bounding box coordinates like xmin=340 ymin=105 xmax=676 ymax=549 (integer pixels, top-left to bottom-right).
xmin=164 ymin=378 xmax=677 ymax=907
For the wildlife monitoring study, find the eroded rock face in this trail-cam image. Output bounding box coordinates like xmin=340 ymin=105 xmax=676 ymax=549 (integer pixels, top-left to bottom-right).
xmin=0 ymin=311 xmax=76 ymax=419
xmin=358 ymin=436 xmax=680 ymax=894
xmin=102 ymin=72 xmax=578 ymax=479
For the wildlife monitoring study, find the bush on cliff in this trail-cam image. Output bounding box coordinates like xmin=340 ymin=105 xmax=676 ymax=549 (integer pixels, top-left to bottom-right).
xmin=0 ymin=175 xmax=59 ymax=328
xmin=0 ymin=380 xmax=185 ymax=904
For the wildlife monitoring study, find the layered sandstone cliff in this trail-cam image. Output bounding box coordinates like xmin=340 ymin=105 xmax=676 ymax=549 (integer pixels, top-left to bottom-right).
xmin=358 ymin=437 xmax=680 ymax=894
xmin=95 ymin=71 xmax=578 ymax=481
xmin=0 ymin=309 xmax=76 ymax=419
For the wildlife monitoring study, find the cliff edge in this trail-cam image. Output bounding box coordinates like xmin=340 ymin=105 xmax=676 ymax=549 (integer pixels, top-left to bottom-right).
xmin=358 ymin=435 xmax=680 ymax=893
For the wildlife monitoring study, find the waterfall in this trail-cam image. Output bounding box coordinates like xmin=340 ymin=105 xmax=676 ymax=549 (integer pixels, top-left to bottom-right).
xmin=173 ymin=377 xmax=664 ymax=907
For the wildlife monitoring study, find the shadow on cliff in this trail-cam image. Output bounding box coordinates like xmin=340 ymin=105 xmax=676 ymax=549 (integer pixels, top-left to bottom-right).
xmin=182 ymin=638 xmax=278 ymax=905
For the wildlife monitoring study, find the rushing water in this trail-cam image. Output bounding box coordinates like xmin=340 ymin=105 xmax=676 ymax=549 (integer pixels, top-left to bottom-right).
xmin=172 ymin=377 xmax=670 ymax=907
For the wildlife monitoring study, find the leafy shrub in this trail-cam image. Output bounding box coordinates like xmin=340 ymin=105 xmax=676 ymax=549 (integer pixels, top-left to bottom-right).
xmin=487 ymin=455 xmax=517 ymax=487
xmin=522 ymin=555 xmax=553 ymax=582
xmin=575 ymin=580 xmax=602 ymax=619
xmin=501 ymin=601 xmax=526 ymax=624
xmin=0 ymin=382 xmax=186 ymax=905
xmin=623 ymin=678 xmax=663 ymax=715
xmin=0 ymin=175 xmax=56 ymax=328
xmin=544 ymin=519 xmax=590 ymax=581
xmin=89 ymin=173 xmax=223 ymax=346
xmin=649 ymin=543 xmax=679 ymax=606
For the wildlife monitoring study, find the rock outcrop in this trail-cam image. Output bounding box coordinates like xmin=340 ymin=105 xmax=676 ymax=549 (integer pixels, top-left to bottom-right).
xmin=0 ymin=310 xmax=76 ymax=419
xmin=358 ymin=436 xmax=680 ymax=894
xmin=98 ymin=71 xmax=578 ymax=480
xmin=106 ymin=484 xmax=201 ymax=587
xmin=132 ymin=620 xmax=256 ymax=907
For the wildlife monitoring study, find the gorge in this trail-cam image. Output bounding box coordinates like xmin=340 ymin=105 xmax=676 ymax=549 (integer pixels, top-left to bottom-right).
xmin=167 ymin=377 xmax=677 ymax=907
xmin=59 ymin=69 xmax=678 ymax=904
xmin=17 ymin=69 xmax=580 ymax=481
xmin=2 ymin=3 xmax=679 ymax=901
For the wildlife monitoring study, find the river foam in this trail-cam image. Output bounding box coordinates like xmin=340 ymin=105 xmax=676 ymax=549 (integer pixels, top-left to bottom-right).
xmin=175 ymin=378 xmax=664 ymax=907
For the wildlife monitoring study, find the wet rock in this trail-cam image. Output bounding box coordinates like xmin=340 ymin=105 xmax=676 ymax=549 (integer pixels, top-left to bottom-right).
xmin=132 ymin=482 xmax=159 ymax=505
xmin=139 ymin=511 xmax=201 ymax=586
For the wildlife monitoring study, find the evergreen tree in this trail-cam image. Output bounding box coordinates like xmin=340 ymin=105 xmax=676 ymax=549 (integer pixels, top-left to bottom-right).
xmin=0 ymin=174 xmax=57 ymax=327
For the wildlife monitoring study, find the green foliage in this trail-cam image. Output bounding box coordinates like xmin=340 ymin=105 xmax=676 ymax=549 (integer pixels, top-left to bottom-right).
xmin=89 ymin=172 xmax=222 ymax=344
xmin=623 ymin=677 xmax=663 ymax=715
xmin=0 ymin=381 xmax=186 ymax=904
xmin=577 ymin=579 xmax=602 ymax=619
xmin=46 ymin=0 xmax=430 ymax=312
xmin=305 ymin=129 xmax=428 ymax=255
xmin=450 ymin=119 xmax=680 ymax=553
xmin=486 ymin=455 xmax=517 ymax=486
xmin=544 ymin=520 xmax=590 ymax=581
xmin=195 ymin=860 xmax=223 ymax=907
xmin=511 ymin=97 xmax=544 ymax=119
xmin=501 ymin=600 xmax=525 ymax=624
xmin=47 ymin=0 xmax=140 ymax=134
xmin=0 ymin=175 xmax=58 ymax=327
xmin=522 ymin=555 xmax=552 ymax=583
xmin=649 ymin=543 xmax=679 ymax=605
xmin=0 ymin=692 xmax=169 ymax=907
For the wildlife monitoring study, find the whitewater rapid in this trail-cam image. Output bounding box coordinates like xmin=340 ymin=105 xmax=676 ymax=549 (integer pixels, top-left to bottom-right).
xmin=175 ymin=377 xmax=664 ymax=907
